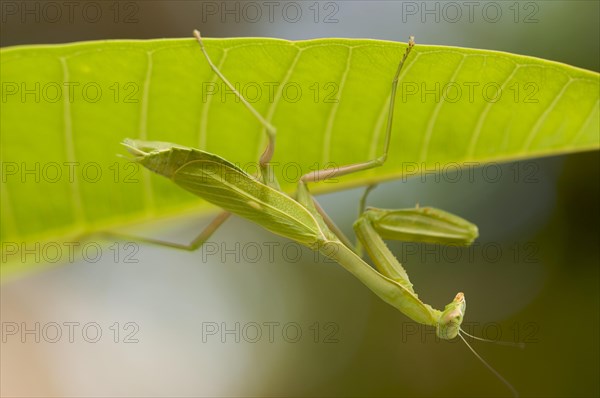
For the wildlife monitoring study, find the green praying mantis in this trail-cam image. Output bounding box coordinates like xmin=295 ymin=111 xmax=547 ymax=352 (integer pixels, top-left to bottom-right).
xmin=123 ymin=31 xmax=519 ymax=396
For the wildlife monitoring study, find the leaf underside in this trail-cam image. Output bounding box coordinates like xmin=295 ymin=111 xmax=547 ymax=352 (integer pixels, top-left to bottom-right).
xmin=1 ymin=37 xmax=598 ymax=275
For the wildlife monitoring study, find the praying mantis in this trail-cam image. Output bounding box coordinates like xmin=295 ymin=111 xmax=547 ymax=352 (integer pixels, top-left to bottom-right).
xmin=123 ymin=30 xmax=518 ymax=396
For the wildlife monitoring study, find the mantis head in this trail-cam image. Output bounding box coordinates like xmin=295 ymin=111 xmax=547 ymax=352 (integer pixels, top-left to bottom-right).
xmin=436 ymin=292 xmax=466 ymax=340
xmin=122 ymin=139 xmax=189 ymax=157
xmin=122 ymin=139 xmax=218 ymax=180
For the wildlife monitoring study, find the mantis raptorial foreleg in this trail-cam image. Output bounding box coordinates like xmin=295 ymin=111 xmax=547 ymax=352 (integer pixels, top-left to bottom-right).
xmin=353 ymin=206 xmax=478 ymax=286
xmin=355 ymin=184 xmax=378 ymax=257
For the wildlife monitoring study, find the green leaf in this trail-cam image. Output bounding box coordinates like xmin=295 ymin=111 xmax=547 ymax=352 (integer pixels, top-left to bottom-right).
xmin=1 ymin=37 xmax=598 ymax=276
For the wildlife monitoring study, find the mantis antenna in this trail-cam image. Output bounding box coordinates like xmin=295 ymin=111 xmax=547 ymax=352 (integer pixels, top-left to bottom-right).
xmin=458 ymin=332 xmax=520 ymax=398
xmin=461 ymin=327 xmax=526 ymax=349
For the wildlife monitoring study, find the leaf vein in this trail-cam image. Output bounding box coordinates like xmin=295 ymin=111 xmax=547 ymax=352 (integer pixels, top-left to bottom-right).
xmin=254 ymin=47 xmax=305 ymax=161
xmin=322 ymin=47 xmax=353 ymax=164
xmin=198 ymin=49 xmax=229 ymax=150
xmin=570 ymin=99 xmax=600 ymax=145
xmin=139 ymin=50 xmax=156 ymax=214
xmin=522 ymin=78 xmax=574 ymax=151
xmin=60 ymin=57 xmax=86 ymax=227
xmin=419 ymin=54 xmax=467 ymax=163
xmin=466 ymin=64 xmax=521 ymax=158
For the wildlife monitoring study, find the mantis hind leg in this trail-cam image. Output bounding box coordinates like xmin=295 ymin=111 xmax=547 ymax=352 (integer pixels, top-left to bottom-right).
xmin=295 ymin=38 xmax=415 ymax=251
xmin=84 ymin=211 xmax=231 ymax=252
xmin=193 ymin=30 xmax=279 ymax=188
xmin=300 ymin=37 xmax=415 ymax=184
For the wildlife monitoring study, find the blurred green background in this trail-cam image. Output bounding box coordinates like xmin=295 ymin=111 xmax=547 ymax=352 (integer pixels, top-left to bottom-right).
xmin=1 ymin=1 xmax=598 ymax=397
